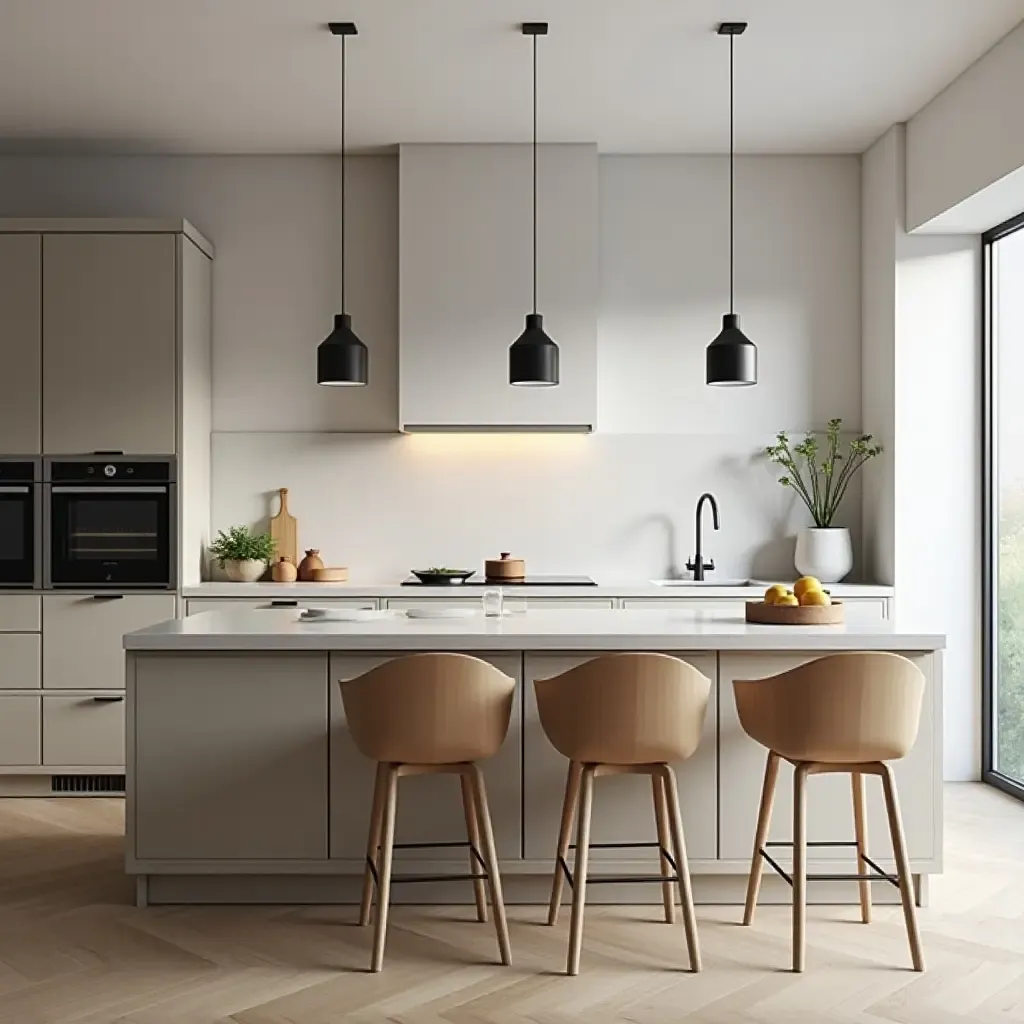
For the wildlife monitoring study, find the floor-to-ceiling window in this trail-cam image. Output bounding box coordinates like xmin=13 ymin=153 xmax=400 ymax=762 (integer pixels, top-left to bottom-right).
xmin=984 ymin=211 xmax=1024 ymax=800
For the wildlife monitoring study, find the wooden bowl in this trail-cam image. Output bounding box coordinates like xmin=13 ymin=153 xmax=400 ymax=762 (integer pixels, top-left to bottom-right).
xmin=745 ymin=600 xmax=845 ymax=625
xmin=312 ymin=567 xmax=349 ymax=583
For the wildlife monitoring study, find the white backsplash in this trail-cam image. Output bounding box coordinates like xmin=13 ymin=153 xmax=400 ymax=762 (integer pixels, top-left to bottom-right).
xmin=210 ymin=432 xmax=864 ymax=584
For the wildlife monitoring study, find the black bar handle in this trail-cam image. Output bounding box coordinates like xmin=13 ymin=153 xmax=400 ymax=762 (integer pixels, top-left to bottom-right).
xmin=91 ymin=695 xmax=125 ymax=703
xmin=92 ymin=450 xmax=125 ymax=455
xmin=270 ymin=600 xmax=299 ymax=607
xmin=91 ymin=594 xmax=124 ymax=601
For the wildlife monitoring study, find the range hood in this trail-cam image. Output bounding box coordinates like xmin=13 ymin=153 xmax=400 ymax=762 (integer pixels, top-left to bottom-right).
xmin=398 ymin=144 xmax=598 ymax=433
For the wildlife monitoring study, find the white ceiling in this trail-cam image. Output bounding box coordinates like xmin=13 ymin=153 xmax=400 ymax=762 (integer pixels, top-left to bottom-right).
xmin=1 ymin=0 xmax=1023 ymax=155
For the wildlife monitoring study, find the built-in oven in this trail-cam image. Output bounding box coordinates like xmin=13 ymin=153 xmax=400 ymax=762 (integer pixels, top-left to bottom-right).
xmin=44 ymin=457 xmax=176 ymax=590
xmin=0 ymin=458 xmax=42 ymax=589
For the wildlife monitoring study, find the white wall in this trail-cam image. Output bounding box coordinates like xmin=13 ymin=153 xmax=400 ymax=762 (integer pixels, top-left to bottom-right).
xmin=907 ymin=20 xmax=1024 ymax=232
xmin=861 ymin=126 xmax=982 ymax=781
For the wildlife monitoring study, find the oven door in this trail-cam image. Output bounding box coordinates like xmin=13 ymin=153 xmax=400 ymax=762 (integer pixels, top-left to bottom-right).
xmin=0 ymin=484 xmax=38 ymax=587
xmin=47 ymin=485 xmax=173 ymax=588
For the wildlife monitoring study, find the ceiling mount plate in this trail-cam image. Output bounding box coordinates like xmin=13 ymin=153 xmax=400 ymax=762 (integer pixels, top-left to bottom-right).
xmin=717 ymin=22 xmax=748 ymax=35
xmin=522 ymin=22 xmax=549 ymax=36
xmin=329 ymin=22 xmax=358 ymax=36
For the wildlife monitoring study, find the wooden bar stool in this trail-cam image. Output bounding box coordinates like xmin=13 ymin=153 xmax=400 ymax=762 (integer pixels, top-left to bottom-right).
xmin=340 ymin=653 xmax=515 ymax=972
xmin=535 ymin=652 xmax=711 ymax=975
xmin=734 ymin=651 xmax=926 ymax=973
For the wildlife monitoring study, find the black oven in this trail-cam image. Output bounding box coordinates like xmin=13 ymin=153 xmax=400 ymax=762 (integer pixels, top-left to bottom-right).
xmin=45 ymin=457 xmax=176 ymax=590
xmin=0 ymin=459 xmax=41 ymax=588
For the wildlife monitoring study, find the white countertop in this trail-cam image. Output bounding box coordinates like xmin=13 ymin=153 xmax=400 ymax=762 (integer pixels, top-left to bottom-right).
xmin=126 ymin=607 xmax=941 ymax=653
xmin=181 ymin=580 xmax=895 ymax=601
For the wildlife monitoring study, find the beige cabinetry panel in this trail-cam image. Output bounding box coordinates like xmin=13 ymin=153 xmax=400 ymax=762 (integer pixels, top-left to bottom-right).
xmin=134 ymin=652 xmax=329 ymax=860
xmin=0 ymin=696 xmax=41 ymax=766
xmin=522 ymin=653 xmax=718 ymax=863
xmin=42 ymin=233 xmax=177 ymax=453
xmin=186 ymin=598 xmax=377 ymax=616
xmin=385 ymin=598 xmax=614 ymax=611
xmin=328 ymin=652 xmax=523 ymax=862
xmin=43 ymin=695 xmax=125 ymax=766
xmin=0 ymin=635 xmax=42 ymax=690
xmin=718 ymin=652 xmax=938 ymax=864
xmin=622 ymin=597 xmax=888 ymax=623
xmin=43 ymin=594 xmax=176 ymax=690
xmin=0 ymin=234 xmax=42 ymax=453
xmin=0 ymin=596 xmax=41 ymax=632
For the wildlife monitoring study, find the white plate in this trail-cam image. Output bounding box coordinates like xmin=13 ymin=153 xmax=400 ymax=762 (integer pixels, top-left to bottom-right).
xmin=298 ymin=608 xmax=390 ymax=623
xmin=404 ymin=607 xmax=477 ymax=619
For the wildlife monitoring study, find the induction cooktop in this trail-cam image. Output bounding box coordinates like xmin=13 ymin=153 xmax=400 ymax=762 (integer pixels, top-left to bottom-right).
xmin=401 ymin=574 xmax=596 ymax=587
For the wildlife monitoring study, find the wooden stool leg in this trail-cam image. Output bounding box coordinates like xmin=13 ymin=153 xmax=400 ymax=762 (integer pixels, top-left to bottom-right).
xmin=879 ymin=763 xmax=925 ymax=972
xmin=370 ymin=764 xmax=399 ymax=973
xmin=567 ymin=764 xmax=595 ymax=976
xmin=851 ymin=771 xmax=872 ymax=924
xmin=460 ymin=771 xmax=488 ymax=923
xmin=661 ymin=764 xmax=701 ymax=972
xmin=792 ymin=763 xmax=810 ymax=973
xmin=548 ymin=760 xmax=582 ymax=926
xmin=652 ymin=772 xmax=678 ymax=924
xmin=467 ymin=764 xmax=511 ymax=966
xmin=743 ymin=750 xmax=780 ymax=926
xmin=359 ymin=762 xmax=387 ymax=927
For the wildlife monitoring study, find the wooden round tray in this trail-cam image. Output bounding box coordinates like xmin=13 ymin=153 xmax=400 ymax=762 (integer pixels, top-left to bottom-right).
xmin=745 ymin=600 xmax=844 ymax=625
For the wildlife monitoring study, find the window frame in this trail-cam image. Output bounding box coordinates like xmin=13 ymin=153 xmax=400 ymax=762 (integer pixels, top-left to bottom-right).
xmin=982 ymin=209 xmax=1024 ymax=801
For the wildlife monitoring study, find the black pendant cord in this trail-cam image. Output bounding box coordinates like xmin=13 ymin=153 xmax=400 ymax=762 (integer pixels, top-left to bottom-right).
xmin=532 ymin=30 xmax=538 ymax=315
xmin=728 ymin=31 xmax=734 ymax=316
xmin=340 ymin=31 xmax=347 ymax=316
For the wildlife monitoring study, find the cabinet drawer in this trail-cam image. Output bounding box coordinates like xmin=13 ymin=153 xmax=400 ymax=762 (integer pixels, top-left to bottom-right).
xmin=43 ymin=695 xmax=125 ymax=767
xmin=0 ymin=696 xmax=41 ymax=765
xmin=186 ymin=598 xmax=377 ymax=615
xmin=0 ymin=634 xmax=41 ymax=689
xmin=0 ymin=595 xmax=41 ymax=632
xmin=43 ymin=594 xmax=177 ymax=690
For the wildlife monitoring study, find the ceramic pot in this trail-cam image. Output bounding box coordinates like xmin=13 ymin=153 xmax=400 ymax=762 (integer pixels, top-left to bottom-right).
xmin=794 ymin=527 xmax=853 ymax=583
xmin=271 ymin=556 xmax=298 ymax=583
xmin=223 ymin=559 xmax=266 ymax=583
xmin=297 ymin=549 xmax=325 ymax=582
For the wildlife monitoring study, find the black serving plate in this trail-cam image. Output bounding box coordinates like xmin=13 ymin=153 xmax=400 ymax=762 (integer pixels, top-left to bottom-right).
xmin=410 ymin=569 xmax=476 ymax=585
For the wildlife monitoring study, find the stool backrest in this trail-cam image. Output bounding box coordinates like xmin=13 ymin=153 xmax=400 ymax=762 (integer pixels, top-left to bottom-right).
xmin=534 ymin=653 xmax=711 ymax=764
xmin=733 ymin=651 xmax=925 ymax=763
xmin=340 ymin=652 xmax=516 ymax=764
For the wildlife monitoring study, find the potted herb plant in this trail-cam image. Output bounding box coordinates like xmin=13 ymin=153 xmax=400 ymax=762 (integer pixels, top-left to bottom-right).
xmin=765 ymin=419 xmax=882 ymax=582
xmin=208 ymin=526 xmax=276 ymax=583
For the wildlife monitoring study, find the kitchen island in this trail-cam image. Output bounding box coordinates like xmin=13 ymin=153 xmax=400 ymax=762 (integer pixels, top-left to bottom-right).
xmin=123 ymin=608 xmax=944 ymax=908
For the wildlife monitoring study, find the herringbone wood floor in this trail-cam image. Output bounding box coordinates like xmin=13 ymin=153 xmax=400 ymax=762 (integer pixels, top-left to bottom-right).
xmin=0 ymin=784 xmax=1021 ymax=1023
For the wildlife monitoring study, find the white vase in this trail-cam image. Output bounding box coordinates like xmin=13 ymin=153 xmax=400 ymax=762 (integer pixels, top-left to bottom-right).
xmin=794 ymin=528 xmax=853 ymax=583
xmin=224 ymin=559 xmax=266 ymax=583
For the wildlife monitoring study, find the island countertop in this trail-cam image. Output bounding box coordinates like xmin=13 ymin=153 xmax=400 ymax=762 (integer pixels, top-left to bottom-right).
xmin=124 ymin=607 xmax=944 ymax=653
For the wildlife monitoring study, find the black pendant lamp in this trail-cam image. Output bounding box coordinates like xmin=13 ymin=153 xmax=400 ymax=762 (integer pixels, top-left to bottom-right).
xmin=318 ymin=22 xmax=368 ymax=387
xmin=706 ymin=22 xmax=757 ymax=387
xmin=510 ymin=22 xmax=559 ymax=387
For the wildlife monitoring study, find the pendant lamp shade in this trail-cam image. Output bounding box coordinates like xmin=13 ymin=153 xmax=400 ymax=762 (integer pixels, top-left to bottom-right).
xmin=318 ymin=22 xmax=368 ymax=387
xmin=706 ymin=22 xmax=756 ymax=388
xmin=510 ymin=22 xmax=559 ymax=387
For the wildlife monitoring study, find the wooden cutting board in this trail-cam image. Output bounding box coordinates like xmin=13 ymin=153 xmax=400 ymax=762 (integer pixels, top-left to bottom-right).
xmin=269 ymin=488 xmax=297 ymax=567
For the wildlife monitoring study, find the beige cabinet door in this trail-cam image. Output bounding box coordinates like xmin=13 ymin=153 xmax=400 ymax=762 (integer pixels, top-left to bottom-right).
xmin=0 ymin=635 xmax=41 ymax=690
xmin=134 ymin=652 xmax=329 ymax=860
xmin=718 ymin=652 xmax=938 ymax=865
xmin=523 ymin=653 xmax=718 ymax=864
xmin=0 ymin=234 xmax=42 ymax=453
xmin=0 ymin=595 xmax=41 ymax=632
xmin=43 ymin=695 xmax=125 ymax=767
xmin=328 ymin=652 xmax=523 ymax=862
xmin=0 ymin=696 xmax=41 ymax=766
xmin=42 ymin=233 xmax=177 ymax=454
xmin=43 ymin=594 xmax=176 ymax=689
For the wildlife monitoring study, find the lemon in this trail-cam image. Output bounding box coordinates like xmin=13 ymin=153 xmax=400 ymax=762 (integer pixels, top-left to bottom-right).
xmin=793 ymin=576 xmax=822 ymax=599
xmin=799 ymin=589 xmax=831 ymax=607
xmin=775 ymin=593 xmax=800 ymax=607
xmin=764 ymin=584 xmax=789 ymax=606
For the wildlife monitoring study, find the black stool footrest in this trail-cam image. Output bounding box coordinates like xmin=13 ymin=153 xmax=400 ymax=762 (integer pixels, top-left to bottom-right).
xmin=760 ymin=846 xmax=900 ymax=890
xmin=557 ymin=843 xmax=679 ymax=891
xmin=366 ymin=839 xmax=488 ymax=890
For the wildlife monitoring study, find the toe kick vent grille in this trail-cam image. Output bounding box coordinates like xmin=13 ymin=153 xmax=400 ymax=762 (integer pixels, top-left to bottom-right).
xmin=51 ymin=774 xmax=126 ymax=794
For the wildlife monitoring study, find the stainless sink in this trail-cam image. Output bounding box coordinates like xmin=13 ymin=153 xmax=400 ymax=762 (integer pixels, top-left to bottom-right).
xmin=650 ymin=578 xmax=751 ymax=587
